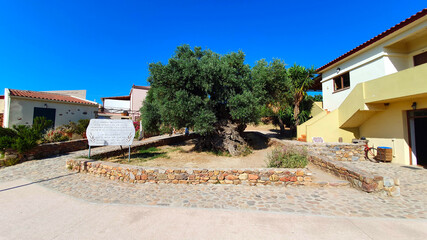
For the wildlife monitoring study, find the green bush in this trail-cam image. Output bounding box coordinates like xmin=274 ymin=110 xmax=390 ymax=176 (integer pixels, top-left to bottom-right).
xmin=76 ymin=119 xmax=90 ymax=135
xmin=266 ymin=146 xmax=308 ymax=168
xmin=32 ymin=116 xmax=53 ymax=136
xmin=11 ymin=125 xmax=40 ymax=153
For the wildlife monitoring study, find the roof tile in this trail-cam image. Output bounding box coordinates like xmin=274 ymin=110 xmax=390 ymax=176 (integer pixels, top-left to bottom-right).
xmin=9 ymin=89 xmax=97 ymax=105
xmin=317 ymin=9 xmax=427 ymax=72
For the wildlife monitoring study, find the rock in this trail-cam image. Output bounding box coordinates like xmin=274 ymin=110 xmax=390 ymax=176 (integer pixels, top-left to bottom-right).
xmin=269 ymin=175 xmax=279 ymax=182
xmin=383 ymin=177 xmax=394 ymax=187
xmin=157 ymin=173 xmax=168 ymax=180
xmin=167 ymin=174 xmax=175 ymax=180
xmin=248 ymin=174 xmax=259 ymax=180
xmin=226 ymin=175 xmax=237 ymax=180
xmin=394 ymin=178 xmax=400 ymax=186
xmin=239 ymin=173 xmax=248 ymax=180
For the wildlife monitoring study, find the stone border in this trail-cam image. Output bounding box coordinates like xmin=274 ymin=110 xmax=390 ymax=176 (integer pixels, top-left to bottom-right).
xmin=66 ymin=159 xmax=315 ymax=186
xmin=66 ymin=133 xmax=350 ymax=187
xmin=256 ymin=133 xmax=400 ymax=196
xmin=2 ymin=139 xmax=89 ymax=161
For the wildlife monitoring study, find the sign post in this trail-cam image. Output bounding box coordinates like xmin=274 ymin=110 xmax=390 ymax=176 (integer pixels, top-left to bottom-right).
xmin=86 ymin=119 xmax=135 ymax=161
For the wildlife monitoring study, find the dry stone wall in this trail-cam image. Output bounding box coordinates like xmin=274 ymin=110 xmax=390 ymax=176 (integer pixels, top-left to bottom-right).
xmin=262 ymin=134 xmax=399 ymax=196
xmin=66 ymin=159 xmax=314 ymax=186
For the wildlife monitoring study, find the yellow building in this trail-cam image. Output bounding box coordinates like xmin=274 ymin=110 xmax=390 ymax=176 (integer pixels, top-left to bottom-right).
xmin=298 ymin=9 xmax=427 ymax=166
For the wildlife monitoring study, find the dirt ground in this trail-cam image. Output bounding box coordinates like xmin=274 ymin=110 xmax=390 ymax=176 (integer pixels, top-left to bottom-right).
xmin=105 ymin=129 xmax=342 ymax=182
xmin=107 ymin=132 xmax=277 ymax=168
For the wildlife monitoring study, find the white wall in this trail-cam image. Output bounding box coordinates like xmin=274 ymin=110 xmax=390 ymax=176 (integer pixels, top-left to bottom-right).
xmin=321 ymin=18 xmax=427 ymax=111
xmin=6 ymin=98 xmax=98 ymax=127
xmin=322 ymin=49 xmax=386 ymax=111
xmin=104 ymin=99 xmax=130 ymax=112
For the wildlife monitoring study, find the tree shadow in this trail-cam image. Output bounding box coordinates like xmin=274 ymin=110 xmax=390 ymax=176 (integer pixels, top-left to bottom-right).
xmin=0 ymin=172 xmax=77 ymax=192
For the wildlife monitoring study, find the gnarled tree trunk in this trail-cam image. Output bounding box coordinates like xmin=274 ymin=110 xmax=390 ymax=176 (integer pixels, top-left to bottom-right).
xmin=195 ymin=120 xmax=248 ymax=156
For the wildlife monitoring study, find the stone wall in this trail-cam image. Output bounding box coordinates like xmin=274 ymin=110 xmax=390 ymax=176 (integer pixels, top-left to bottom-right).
xmin=26 ymin=139 xmax=89 ymax=160
xmin=267 ymin=137 xmax=365 ymax=162
xmin=262 ymin=134 xmax=400 ymax=196
xmin=2 ymin=139 xmax=89 ymax=161
xmin=308 ymin=155 xmax=400 ymax=196
xmin=66 ymin=159 xmax=313 ymax=186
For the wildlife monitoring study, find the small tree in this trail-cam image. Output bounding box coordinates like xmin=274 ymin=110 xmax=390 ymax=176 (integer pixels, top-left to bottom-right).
xmin=141 ymin=45 xmax=264 ymax=155
xmin=287 ymin=64 xmax=316 ymax=129
xmin=252 ymin=59 xmax=289 ymax=135
xmin=254 ymin=61 xmax=316 ymax=136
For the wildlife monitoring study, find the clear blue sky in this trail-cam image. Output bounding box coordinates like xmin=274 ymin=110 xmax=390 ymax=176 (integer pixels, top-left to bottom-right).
xmin=0 ymin=0 xmax=425 ymax=102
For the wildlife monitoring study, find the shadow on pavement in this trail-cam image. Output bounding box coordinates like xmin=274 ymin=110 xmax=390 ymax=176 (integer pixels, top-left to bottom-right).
xmin=0 ymin=172 xmax=77 ymax=192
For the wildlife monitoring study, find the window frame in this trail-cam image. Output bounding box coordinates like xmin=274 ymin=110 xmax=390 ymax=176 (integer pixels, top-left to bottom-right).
xmin=333 ymin=72 xmax=350 ymax=93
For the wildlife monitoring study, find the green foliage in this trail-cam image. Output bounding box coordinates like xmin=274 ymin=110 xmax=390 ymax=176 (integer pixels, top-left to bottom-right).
xmin=10 ymin=125 xmax=40 ymax=153
xmin=141 ymin=45 xmax=263 ymax=135
xmin=58 ymin=122 xmax=78 ymax=134
xmin=32 ymin=116 xmax=53 ymax=136
xmin=0 ymin=158 xmax=20 ymax=167
xmin=0 ymin=117 xmax=56 ymax=155
xmin=311 ymin=94 xmax=323 ymax=102
xmin=266 ymin=146 xmax=308 ymax=168
xmin=253 ymin=60 xmax=316 ymax=135
xmin=76 ymin=119 xmax=90 ymax=135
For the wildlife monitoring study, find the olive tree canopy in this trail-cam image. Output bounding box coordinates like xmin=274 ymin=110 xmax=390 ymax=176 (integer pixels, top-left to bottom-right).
xmin=141 ymin=45 xmax=264 ymax=155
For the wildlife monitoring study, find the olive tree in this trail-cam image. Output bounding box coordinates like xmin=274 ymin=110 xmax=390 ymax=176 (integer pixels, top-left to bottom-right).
xmin=141 ymin=45 xmax=264 ymax=155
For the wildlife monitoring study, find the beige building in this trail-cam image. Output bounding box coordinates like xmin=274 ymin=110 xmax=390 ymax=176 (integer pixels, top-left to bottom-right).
xmin=298 ymin=9 xmax=427 ymax=166
xmin=2 ymin=88 xmax=98 ymax=128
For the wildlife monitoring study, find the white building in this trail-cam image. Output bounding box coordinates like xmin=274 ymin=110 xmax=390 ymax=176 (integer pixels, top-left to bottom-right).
xmin=2 ymin=88 xmax=98 ymax=128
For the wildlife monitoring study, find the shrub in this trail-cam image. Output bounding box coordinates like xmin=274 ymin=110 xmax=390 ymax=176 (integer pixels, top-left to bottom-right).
xmin=43 ymin=129 xmax=70 ymax=143
xmin=267 ymin=146 xmax=308 ymax=168
xmin=76 ymin=119 xmax=90 ymax=135
xmin=32 ymin=116 xmax=53 ymax=136
xmin=58 ymin=122 xmax=78 ymax=134
xmin=11 ymin=125 xmax=40 ymax=153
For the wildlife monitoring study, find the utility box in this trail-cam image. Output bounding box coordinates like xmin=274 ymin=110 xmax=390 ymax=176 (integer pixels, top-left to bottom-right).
xmin=377 ymin=147 xmax=392 ymax=162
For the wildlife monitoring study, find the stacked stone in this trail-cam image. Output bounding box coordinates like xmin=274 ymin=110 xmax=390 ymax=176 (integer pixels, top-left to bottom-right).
xmin=308 ymin=155 xmax=400 ymax=196
xmin=66 ymin=159 xmax=314 ymax=186
xmin=4 ymin=139 xmax=89 ymax=161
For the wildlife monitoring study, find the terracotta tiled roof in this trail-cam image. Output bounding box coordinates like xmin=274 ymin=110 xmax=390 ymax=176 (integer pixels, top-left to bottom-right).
xmin=9 ymin=89 xmax=98 ymax=105
xmin=317 ymin=9 xmax=427 ymax=73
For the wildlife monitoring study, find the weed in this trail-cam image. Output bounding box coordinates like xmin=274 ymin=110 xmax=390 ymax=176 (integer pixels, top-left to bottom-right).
xmin=266 ymin=146 xmax=308 ymax=168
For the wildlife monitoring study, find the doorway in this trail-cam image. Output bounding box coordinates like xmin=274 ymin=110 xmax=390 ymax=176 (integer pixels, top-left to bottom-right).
xmin=408 ymin=109 xmax=427 ymax=167
xmin=33 ymin=107 xmax=56 ymax=127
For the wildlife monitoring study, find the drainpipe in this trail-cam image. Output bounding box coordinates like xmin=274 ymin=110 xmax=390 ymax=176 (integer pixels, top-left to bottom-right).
xmin=3 ymin=88 xmax=10 ymax=128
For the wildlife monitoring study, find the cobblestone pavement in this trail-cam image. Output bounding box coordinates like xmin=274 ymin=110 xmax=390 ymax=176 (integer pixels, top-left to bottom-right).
xmin=0 ymin=137 xmax=426 ymax=220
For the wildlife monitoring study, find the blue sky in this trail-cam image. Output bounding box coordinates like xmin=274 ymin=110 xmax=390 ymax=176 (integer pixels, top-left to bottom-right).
xmin=0 ymin=0 xmax=425 ymax=102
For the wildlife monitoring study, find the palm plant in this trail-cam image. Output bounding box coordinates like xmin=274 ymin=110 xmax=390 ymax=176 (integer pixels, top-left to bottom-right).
xmin=287 ymin=64 xmax=316 ymax=128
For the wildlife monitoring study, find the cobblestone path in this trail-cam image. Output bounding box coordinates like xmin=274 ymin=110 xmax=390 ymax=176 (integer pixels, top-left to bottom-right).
xmin=0 ymin=137 xmax=426 ymax=220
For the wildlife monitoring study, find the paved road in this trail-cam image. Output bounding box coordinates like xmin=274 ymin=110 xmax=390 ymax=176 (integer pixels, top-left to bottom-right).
xmin=1 ymin=179 xmax=426 ymax=240
xmin=0 ymin=135 xmax=426 ymax=239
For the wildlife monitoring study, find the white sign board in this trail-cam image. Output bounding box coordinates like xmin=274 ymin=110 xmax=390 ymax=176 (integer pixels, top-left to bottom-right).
xmin=86 ymin=119 xmax=135 ymax=146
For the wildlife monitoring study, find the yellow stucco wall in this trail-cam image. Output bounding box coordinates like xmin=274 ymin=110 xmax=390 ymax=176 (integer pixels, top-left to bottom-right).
xmin=297 ymin=110 xmax=358 ymax=143
xmin=298 ymin=64 xmax=427 ymax=164
xmin=310 ymin=102 xmax=324 ymax=117
xmin=360 ymin=98 xmax=427 ymax=165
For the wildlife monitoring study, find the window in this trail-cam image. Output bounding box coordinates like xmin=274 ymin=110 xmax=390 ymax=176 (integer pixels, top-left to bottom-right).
xmin=413 ymin=52 xmax=427 ymax=66
xmin=333 ymin=72 xmax=350 ymax=92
